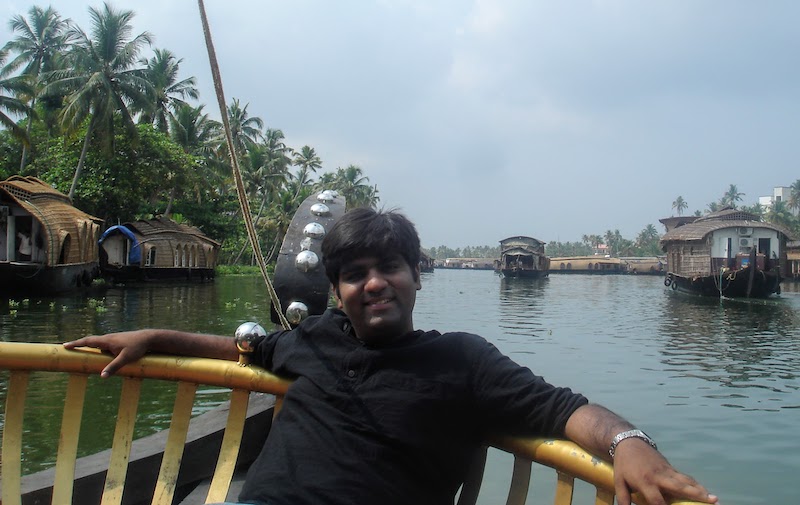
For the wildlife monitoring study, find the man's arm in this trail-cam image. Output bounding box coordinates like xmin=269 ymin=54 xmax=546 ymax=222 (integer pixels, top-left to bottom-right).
xmin=63 ymin=329 xmax=240 ymax=378
xmin=564 ymin=404 xmax=719 ymax=505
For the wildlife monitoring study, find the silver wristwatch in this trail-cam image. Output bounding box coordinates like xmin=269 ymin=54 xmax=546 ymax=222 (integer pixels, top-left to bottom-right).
xmin=608 ymin=429 xmax=657 ymax=458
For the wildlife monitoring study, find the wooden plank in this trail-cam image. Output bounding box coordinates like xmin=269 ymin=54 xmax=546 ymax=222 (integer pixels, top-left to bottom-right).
xmin=2 ymin=371 xmax=30 ymax=505
xmin=151 ymin=381 xmax=196 ymax=505
xmin=101 ymin=377 xmax=142 ymax=505
xmin=205 ymin=388 xmax=249 ymax=503
xmin=52 ymin=373 xmax=89 ymax=504
xmin=553 ymin=471 xmax=574 ymax=505
xmin=505 ymin=456 xmax=532 ymax=505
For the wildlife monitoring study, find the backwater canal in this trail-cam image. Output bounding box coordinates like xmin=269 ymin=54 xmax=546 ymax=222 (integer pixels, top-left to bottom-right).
xmin=2 ymin=270 xmax=799 ymax=504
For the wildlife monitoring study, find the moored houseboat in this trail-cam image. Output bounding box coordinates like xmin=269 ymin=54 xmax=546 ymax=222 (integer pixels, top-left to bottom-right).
xmin=98 ymin=217 xmax=220 ymax=283
xmin=659 ymin=208 xmax=791 ymax=298
xmin=550 ymin=256 xmax=624 ymax=274
xmin=0 ymin=176 xmax=102 ymax=293
xmin=498 ymin=236 xmax=549 ymax=278
xmin=419 ymin=250 xmax=434 ymax=272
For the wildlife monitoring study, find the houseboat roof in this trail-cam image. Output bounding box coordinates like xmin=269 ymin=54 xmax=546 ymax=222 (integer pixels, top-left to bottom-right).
xmin=659 ymin=208 xmax=793 ymax=245
xmin=123 ymin=217 xmax=221 ymax=247
xmin=500 ymin=235 xmax=545 ymax=244
xmin=0 ymin=176 xmax=102 ymax=225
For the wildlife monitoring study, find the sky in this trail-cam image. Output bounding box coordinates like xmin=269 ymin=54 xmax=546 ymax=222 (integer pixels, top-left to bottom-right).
xmin=2 ymin=1 xmax=798 ymax=248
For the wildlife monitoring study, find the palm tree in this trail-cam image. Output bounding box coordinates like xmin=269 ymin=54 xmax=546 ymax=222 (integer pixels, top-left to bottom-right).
xmin=334 ymin=164 xmax=374 ymax=208
xmin=292 ymin=145 xmax=322 ymax=200
xmin=788 ymin=179 xmax=800 ymax=214
xmin=165 ymin=103 xmax=221 ymax=214
xmin=44 ymin=2 xmax=153 ymax=199
xmin=721 ymin=184 xmax=744 ymax=209
xmin=225 ymin=98 xmax=263 ymax=159
xmin=0 ymin=50 xmax=33 ymax=146
xmin=765 ymin=200 xmax=793 ymax=230
xmin=671 ymin=196 xmax=687 ymax=216
xmin=3 ymin=6 xmax=73 ymax=170
xmin=139 ymin=48 xmax=198 ymax=133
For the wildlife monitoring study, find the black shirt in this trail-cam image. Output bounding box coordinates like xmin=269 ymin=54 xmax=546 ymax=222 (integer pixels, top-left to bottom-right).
xmin=239 ymin=309 xmax=588 ymax=505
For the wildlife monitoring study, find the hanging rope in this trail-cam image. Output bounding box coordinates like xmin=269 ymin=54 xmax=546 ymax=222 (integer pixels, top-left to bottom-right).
xmin=197 ymin=0 xmax=291 ymax=330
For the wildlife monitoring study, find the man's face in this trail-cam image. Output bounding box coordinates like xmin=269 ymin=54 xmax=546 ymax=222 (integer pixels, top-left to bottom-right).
xmin=334 ymin=254 xmax=421 ymax=344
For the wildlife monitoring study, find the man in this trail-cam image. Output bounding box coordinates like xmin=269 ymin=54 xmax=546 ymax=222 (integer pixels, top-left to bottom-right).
xmin=17 ymin=230 xmax=31 ymax=261
xmin=65 ymin=208 xmax=718 ymax=505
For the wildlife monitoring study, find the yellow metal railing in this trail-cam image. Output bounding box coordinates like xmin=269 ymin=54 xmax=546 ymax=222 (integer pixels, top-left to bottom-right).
xmin=0 ymin=342 xmax=706 ymax=505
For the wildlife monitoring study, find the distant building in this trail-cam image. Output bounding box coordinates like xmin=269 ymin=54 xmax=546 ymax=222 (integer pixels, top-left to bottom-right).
xmin=442 ymin=257 xmax=496 ymax=270
xmin=759 ymin=186 xmax=798 ymax=216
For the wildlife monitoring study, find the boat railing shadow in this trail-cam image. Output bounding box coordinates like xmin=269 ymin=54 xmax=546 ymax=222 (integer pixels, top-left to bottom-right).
xmin=1 ymin=342 xmax=708 ymax=505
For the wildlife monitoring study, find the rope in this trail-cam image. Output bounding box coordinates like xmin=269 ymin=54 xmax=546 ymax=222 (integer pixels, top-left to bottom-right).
xmin=197 ymin=0 xmax=291 ymax=330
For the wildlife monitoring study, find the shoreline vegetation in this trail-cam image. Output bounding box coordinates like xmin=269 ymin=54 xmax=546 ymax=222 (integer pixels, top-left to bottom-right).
xmin=1 ymin=5 xmax=798 ymax=269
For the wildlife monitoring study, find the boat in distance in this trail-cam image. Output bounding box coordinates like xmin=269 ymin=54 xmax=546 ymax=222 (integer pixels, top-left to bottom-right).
xmin=659 ymin=207 xmax=790 ymax=298
xmin=497 ymin=235 xmax=550 ymax=278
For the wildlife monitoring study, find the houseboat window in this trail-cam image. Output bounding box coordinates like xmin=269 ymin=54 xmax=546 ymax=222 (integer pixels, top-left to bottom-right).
xmin=174 ymin=246 xmax=180 ymax=266
xmin=147 ymin=247 xmax=156 ymax=266
xmin=567 ymin=263 xmax=572 ymax=270
xmin=560 ymin=263 xmax=565 ymax=270
xmin=588 ymin=263 xmax=593 ymax=270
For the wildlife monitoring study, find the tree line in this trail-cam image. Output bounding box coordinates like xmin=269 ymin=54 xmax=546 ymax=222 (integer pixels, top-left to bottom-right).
xmin=427 ymin=182 xmax=800 ymax=261
xmin=0 ymin=3 xmax=380 ymax=264
xmin=671 ymin=182 xmax=800 ymax=237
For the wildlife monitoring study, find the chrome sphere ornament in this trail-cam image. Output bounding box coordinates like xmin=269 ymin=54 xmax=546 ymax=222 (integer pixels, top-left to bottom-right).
xmin=295 ymin=250 xmax=320 ymax=272
xmin=234 ymin=322 xmax=266 ymax=366
xmin=285 ymin=301 xmax=310 ymax=325
xmin=303 ymin=222 xmax=325 ymax=239
xmin=316 ymin=190 xmax=336 ymax=203
xmin=310 ymin=203 xmax=331 ymax=216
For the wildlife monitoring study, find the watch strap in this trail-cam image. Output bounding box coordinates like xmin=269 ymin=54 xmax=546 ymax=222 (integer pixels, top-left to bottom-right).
xmin=608 ymin=429 xmax=657 ymax=458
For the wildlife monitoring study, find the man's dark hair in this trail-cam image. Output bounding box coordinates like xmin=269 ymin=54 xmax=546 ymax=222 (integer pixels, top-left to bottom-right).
xmin=322 ymin=207 xmax=421 ymax=286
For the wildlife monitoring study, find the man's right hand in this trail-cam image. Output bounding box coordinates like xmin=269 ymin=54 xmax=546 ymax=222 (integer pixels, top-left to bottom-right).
xmin=64 ymin=330 xmax=158 ymax=377
xmin=64 ymin=329 xmax=240 ymax=378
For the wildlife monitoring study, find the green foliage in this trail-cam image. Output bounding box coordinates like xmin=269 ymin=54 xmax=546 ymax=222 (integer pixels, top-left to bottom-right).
xmin=545 ymin=242 xmax=594 ymax=257
xmin=34 ymin=122 xmax=195 ymax=223
xmin=424 ymin=245 xmax=500 ymax=260
xmin=215 ymin=264 xmax=272 ymax=276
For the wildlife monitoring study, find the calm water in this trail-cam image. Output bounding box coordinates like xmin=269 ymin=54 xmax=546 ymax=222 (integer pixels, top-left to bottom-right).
xmin=2 ymin=271 xmax=799 ymax=504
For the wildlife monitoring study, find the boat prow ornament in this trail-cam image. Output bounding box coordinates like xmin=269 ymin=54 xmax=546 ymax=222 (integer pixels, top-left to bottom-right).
xmin=270 ymin=190 xmax=346 ymax=326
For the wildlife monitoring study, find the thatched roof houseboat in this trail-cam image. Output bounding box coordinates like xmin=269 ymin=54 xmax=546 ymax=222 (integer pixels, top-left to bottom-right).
xmin=98 ymin=217 xmax=220 ymax=282
xmin=498 ymin=236 xmax=549 ymax=278
xmin=550 ymin=256 xmax=624 ymax=274
xmin=659 ymin=208 xmax=791 ymax=298
xmin=0 ymin=176 xmax=102 ymax=293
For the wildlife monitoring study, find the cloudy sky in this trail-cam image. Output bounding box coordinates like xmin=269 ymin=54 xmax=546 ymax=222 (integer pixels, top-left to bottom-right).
xmin=2 ymin=1 xmax=798 ymax=248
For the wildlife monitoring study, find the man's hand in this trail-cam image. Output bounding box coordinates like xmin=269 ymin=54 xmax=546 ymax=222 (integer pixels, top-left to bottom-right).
xmin=64 ymin=329 xmax=240 ymax=378
xmin=564 ymin=404 xmax=719 ymax=505
xmin=64 ymin=330 xmax=157 ymax=378
xmin=612 ymin=438 xmax=719 ymax=505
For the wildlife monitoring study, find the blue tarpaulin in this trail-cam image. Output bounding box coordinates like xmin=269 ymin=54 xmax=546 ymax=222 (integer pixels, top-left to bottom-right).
xmin=98 ymin=225 xmax=141 ymax=264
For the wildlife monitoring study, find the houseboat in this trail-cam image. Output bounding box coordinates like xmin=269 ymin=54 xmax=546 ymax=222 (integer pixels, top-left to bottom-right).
xmin=550 ymin=256 xmax=624 ymax=274
xmin=498 ymin=236 xmax=549 ymax=278
xmin=419 ymin=250 xmax=435 ymax=272
xmin=659 ymin=208 xmax=791 ymax=298
xmin=98 ymin=217 xmax=220 ymax=283
xmin=0 ymin=176 xmax=102 ymax=293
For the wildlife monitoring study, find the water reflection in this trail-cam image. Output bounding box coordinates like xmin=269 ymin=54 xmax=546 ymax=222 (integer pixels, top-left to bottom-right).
xmin=658 ymin=291 xmax=800 ymax=410
xmin=497 ymin=276 xmax=548 ymax=337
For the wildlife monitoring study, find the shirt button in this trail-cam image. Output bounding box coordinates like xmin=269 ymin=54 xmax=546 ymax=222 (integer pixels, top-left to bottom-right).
xmin=347 ymin=369 xmax=356 ymax=378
